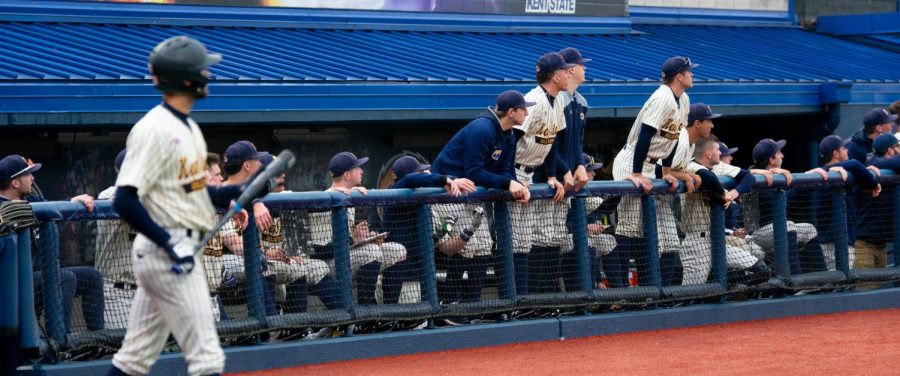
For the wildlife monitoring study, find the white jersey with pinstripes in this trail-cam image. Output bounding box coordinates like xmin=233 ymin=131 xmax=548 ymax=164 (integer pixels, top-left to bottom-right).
xmin=116 ymin=104 xmax=216 ymax=232
xmin=622 ymin=84 xmax=690 ymax=165
xmin=95 ymin=186 xmax=135 ymax=284
xmin=513 ymin=85 xmax=567 ymax=168
xmin=667 ymin=128 xmax=696 ymax=173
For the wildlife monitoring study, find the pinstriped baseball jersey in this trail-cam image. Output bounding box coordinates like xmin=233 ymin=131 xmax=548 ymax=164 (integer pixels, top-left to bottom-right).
xmin=308 ymin=197 xmax=354 ymax=247
xmin=259 ymin=217 xmax=285 ymax=251
xmin=681 ymin=162 xmax=726 ymax=233
xmin=668 ymin=128 xmax=696 ymax=173
xmin=514 ymin=85 xmax=567 ymax=168
xmin=623 ymin=85 xmax=690 ymax=162
xmin=711 ymin=162 xmax=741 ymax=178
xmin=432 ymin=203 xmax=492 ymax=258
xmin=95 ymin=186 xmax=136 ymax=284
xmin=116 ymin=104 xmax=216 ymax=231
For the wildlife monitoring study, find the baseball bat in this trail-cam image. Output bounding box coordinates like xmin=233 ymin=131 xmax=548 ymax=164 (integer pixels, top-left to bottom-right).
xmin=190 ymin=149 xmax=296 ymax=258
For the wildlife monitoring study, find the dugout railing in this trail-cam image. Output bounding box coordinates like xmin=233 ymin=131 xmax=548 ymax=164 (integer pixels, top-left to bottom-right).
xmin=11 ymin=170 xmax=900 ymax=360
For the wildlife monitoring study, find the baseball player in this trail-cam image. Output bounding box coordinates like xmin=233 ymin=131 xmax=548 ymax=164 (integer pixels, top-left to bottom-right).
xmin=611 ymin=56 xmax=698 ymax=287
xmin=746 ymin=138 xmax=833 ymax=275
xmin=530 ymin=48 xmax=592 ymax=293
xmin=680 ymin=137 xmax=771 ymax=285
xmin=816 ymin=135 xmax=880 ymax=271
xmin=95 ymin=149 xmax=137 ymax=329
xmin=513 ymin=52 xmax=573 ymax=294
xmin=857 ymin=134 xmax=900 ymax=275
xmin=0 ymin=155 xmax=103 ymax=334
xmin=216 ymin=141 xmax=285 ymax=318
xmin=107 ymin=36 xmax=258 ymax=376
xmin=243 ymin=152 xmax=338 ymax=314
xmin=846 ymin=108 xmax=896 ymax=164
xmin=307 ymin=151 xmax=406 ymax=305
xmin=206 ymin=153 xmax=224 ymax=185
xmin=382 ymin=156 xmax=476 ymax=305
xmin=710 ymin=143 xmax=766 ymax=266
xmin=431 ymin=90 xmax=532 ymax=292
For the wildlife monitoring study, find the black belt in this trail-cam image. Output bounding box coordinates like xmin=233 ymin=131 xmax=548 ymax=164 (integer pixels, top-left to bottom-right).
xmin=113 ymin=282 xmax=138 ymax=291
xmin=647 ymin=158 xmax=658 ymax=164
xmin=168 ymin=228 xmax=207 ymax=241
xmin=515 ymin=164 xmax=536 ymax=173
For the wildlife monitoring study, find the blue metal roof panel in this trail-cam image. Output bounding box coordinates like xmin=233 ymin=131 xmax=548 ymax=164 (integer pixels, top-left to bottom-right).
xmin=1 ymin=22 xmax=899 ymax=84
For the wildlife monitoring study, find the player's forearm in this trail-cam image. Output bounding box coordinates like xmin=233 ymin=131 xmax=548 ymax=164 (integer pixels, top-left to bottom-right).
xmin=632 ymin=123 xmax=655 ymax=174
xmin=733 ymin=169 xmax=755 ymax=194
xmin=395 ymin=173 xmax=448 ymax=189
xmin=112 ymin=186 xmax=171 ymax=250
xmin=207 ymin=184 xmax=243 ymax=208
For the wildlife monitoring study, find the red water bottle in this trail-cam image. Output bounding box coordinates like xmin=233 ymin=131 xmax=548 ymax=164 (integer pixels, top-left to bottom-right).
xmin=627 ymin=259 xmax=638 ymax=287
xmin=598 ymin=271 xmax=611 ymax=289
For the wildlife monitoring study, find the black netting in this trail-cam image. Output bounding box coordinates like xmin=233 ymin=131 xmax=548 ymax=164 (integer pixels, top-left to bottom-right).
xmin=23 ymin=173 xmax=900 ymax=363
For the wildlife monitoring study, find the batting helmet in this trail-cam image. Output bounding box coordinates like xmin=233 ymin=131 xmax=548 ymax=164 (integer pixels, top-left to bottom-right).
xmin=148 ymin=36 xmax=222 ymax=94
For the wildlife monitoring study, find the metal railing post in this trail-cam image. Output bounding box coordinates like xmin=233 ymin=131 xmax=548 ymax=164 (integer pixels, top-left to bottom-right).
xmin=416 ymin=204 xmax=440 ymax=313
xmin=641 ymin=195 xmax=662 ymax=288
xmin=493 ymin=201 xmax=517 ymax=301
xmin=709 ymin=196 xmax=728 ymax=288
xmin=570 ymin=197 xmax=593 ymax=293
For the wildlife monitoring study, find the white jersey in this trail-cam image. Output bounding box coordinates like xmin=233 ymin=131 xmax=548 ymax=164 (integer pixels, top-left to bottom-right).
xmin=514 ymin=85 xmax=567 ymax=168
xmin=309 ymin=188 xmax=354 ymax=246
xmin=667 ymin=128 xmax=696 ymax=173
xmin=432 ymin=203 xmax=492 ymax=258
xmin=681 ymin=162 xmax=726 ymax=233
xmin=712 ymin=162 xmax=741 ymax=178
xmin=623 ymin=84 xmax=690 ymax=162
xmin=116 ymin=104 xmax=216 ymax=231
xmin=95 ymin=186 xmax=136 ymax=284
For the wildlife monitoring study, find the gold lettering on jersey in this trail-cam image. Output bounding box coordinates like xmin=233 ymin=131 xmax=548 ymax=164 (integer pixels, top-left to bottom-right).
xmin=189 ymin=178 xmax=205 ymax=192
xmin=260 ymin=219 xmax=284 ymax=244
xmin=659 ymin=116 xmax=683 ymax=140
xmin=535 ymin=135 xmax=556 ymax=145
xmin=204 ymin=233 xmax=224 ymax=257
xmin=178 ymin=156 xmax=205 ymax=180
xmin=533 ymin=115 xmax=560 ymax=145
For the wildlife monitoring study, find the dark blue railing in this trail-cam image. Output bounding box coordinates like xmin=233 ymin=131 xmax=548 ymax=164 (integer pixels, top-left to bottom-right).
xmin=10 ymin=170 xmax=900 ymax=359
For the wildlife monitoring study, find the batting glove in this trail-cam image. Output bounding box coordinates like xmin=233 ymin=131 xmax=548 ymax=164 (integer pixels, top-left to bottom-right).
xmin=166 ymin=236 xmax=197 ymax=274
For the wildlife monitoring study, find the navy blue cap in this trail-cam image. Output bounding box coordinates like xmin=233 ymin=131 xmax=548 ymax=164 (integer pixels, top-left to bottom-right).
xmin=496 ymin=90 xmax=536 ymax=111
xmin=392 ymin=156 xmax=430 ymax=180
xmin=863 ymin=108 xmax=898 ymax=130
xmin=661 ymin=56 xmax=699 ymax=81
xmin=718 ymin=142 xmax=738 ymax=157
xmin=752 ymin=138 xmax=786 ymax=164
xmin=873 ymin=133 xmax=900 ymax=155
xmin=329 ymin=151 xmax=369 ymax=176
xmin=224 ymin=140 xmax=265 ymax=166
xmin=0 ymin=155 xmax=41 ymax=181
xmin=258 ymin=151 xmax=274 ymax=168
xmin=688 ymin=103 xmax=721 ymax=125
xmin=536 ymin=52 xmax=575 ymax=74
xmin=558 ymin=47 xmax=591 ymax=65
xmin=581 ymin=153 xmax=603 ymax=170
xmin=115 ymin=148 xmax=126 ymax=171
xmin=818 ymin=135 xmax=846 ymax=158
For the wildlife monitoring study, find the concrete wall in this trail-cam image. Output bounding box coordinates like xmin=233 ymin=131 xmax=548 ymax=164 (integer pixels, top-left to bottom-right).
xmin=795 ymin=0 xmax=897 ymax=26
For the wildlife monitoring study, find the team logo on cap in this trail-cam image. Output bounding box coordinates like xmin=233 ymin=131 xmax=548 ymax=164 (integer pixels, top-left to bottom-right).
xmin=492 ymin=149 xmax=502 ymax=160
xmin=535 ymin=65 xmax=541 ymax=73
xmin=580 ymin=113 xmax=585 ymax=121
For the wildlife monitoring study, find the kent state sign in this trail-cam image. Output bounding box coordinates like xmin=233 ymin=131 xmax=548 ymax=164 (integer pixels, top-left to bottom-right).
xmin=526 ymin=0 xmax=576 ymax=14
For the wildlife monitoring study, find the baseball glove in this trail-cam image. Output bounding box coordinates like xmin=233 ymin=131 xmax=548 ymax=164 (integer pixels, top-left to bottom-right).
xmin=0 ymin=200 xmax=37 ymax=236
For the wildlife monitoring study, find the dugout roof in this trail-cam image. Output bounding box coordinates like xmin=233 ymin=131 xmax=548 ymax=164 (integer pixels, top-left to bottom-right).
xmin=1 ymin=1 xmax=899 ymax=127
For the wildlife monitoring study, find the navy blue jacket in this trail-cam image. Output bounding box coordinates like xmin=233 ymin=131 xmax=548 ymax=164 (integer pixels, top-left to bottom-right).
xmin=857 ymin=155 xmax=900 ymax=245
xmin=813 ymin=160 xmax=878 ymax=245
xmin=534 ymin=93 xmax=587 ymax=183
xmin=847 ymin=129 xmax=873 ymax=165
xmin=432 ymin=110 xmax=516 ymax=189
